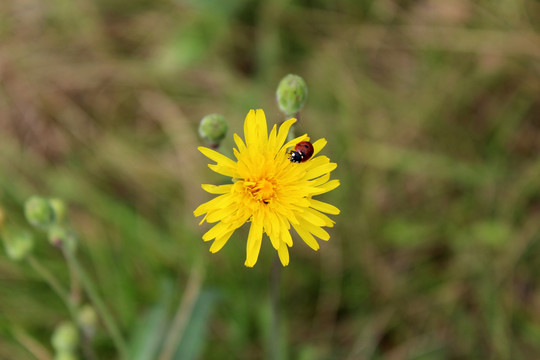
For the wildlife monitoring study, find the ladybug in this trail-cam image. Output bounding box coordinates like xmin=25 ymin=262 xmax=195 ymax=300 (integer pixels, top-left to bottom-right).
xmin=289 ymin=141 xmax=314 ymax=163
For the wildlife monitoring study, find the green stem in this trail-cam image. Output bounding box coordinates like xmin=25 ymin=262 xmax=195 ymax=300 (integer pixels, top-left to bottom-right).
xmin=12 ymin=325 xmax=53 ymax=360
xmin=270 ymin=254 xmax=281 ymax=360
xmin=62 ymin=248 xmax=128 ymax=360
xmin=158 ymin=261 xmax=204 ymax=360
xmin=27 ymin=255 xmax=78 ymax=321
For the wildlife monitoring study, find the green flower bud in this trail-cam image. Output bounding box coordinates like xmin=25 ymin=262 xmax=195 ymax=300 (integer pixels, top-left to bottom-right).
xmin=24 ymin=196 xmax=54 ymax=229
xmin=49 ymin=198 xmax=68 ymax=224
xmin=48 ymin=225 xmax=77 ymax=252
xmin=1 ymin=226 xmax=34 ymax=261
xmin=54 ymin=351 xmax=78 ymax=360
xmin=276 ymin=74 xmax=308 ymax=117
xmin=199 ymin=114 xmax=228 ymax=148
xmin=51 ymin=321 xmax=79 ymax=352
xmin=78 ymin=304 xmax=97 ymax=338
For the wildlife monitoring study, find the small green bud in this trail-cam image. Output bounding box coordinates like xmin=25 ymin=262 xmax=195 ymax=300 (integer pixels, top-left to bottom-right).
xmin=54 ymin=351 xmax=78 ymax=360
xmin=276 ymin=74 xmax=308 ymax=117
xmin=24 ymin=196 xmax=55 ymax=229
xmin=78 ymin=304 xmax=98 ymax=338
xmin=51 ymin=321 xmax=79 ymax=352
xmin=49 ymin=198 xmax=68 ymax=224
xmin=48 ymin=225 xmax=77 ymax=252
xmin=1 ymin=226 xmax=34 ymax=261
xmin=199 ymin=114 xmax=228 ymax=147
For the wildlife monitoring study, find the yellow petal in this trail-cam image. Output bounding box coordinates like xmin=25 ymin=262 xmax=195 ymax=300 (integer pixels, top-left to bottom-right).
xmin=276 ymin=212 xmax=291 ymax=231
xmin=233 ymin=133 xmax=247 ymax=153
xmin=301 ymin=221 xmax=330 ymax=241
xmin=202 ymin=222 xmax=229 ymax=241
xmin=298 ymin=207 xmax=327 ymax=227
xmin=311 ymin=179 xmax=340 ymax=195
xmin=306 ymin=162 xmax=337 ymax=180
xmin=274 ymin=214 xmax=293 ymax=246
xmin=293 ymin=223 xmax=319 ymax=250
xmin=309 ymin=199 xmax=340 ymax=215
xmin=245 ymin=217 xmax=263 ymax=267
xmin=310 ymin=173 xmax=330 ymax=187
xmin=275 ymin=118 xmax=297 ymax=148
xmin=306 ymin=208 xmax=335 ymax=227
xmin=233 ymin=148 xmax=242 ymax=162
xmin=282 ymin=134 xmax=310 ymax=153
xmin=304 ymin=156 xmax=330 ymax=171
xmin=267 ymin=209 xmax=281 ymax=234
xmin=311 ymin=138 xmax=327 ymax=157
xmin=273 ymin=200 xmax=301 ymax=225
xmin=209 ymin=230 xmax=234 ymax=253
xmin=268 ymin=232 xmax=280 ymax=250
xmin=277 ymin=195 xmax=310 ymax=208
xmin=198 ymin=147 xmax=236 ymax=168
xmin=236 ymin=159 xmax=251 ymax=179
xmin=281 ymin=227 xmax=293 ymax=246
xmin=277 ymin=241 xmax=290 ymax=266
xmin=302 ymin=186 xmax=329 ymax=196
xmin=229 ymin=210 xmax=252 ymax=230
xmin=254 ymin=109 xmax=268 ymax=147
xmin=198 ymin=214 xmax=208 ymax=225
xmin=208 ymin=164 xmax=236 ymax=177
xmin=206 ymin=202 xmax=238 ymax=223
xmin=267 ymin=124 xmax=278 ymax=152
xmin=244 ymin=109 xmax=258 ymax=148
xmin=262 ymin=209 xmax=273 ymax=240
xmin=201 ymin=184 xmax=232 ymax=194
xmin=264 ymin=210 xmax=281 ymax=250
xmin=193 ymin=194 xmax=232 ymax=217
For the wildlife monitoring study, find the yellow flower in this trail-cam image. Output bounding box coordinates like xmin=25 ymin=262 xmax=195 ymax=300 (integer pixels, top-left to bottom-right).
xmin=194 ymin=109 xmax=340 ymax=267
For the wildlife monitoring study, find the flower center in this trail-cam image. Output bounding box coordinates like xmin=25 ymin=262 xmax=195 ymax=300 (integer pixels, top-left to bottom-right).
xmin=245 ymin=178 xmax=276 ymax=204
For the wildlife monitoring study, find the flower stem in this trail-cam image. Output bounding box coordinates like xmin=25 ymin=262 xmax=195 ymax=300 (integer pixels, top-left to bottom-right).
xmin=62 ymin=248 xmax=128 ymax=360
xmin=26 ymin=255 xmax=78 ymax=321
xmin=12 ymin=325 xmax=53 ymax=360
xmin=270 ymin=254 xmax=281 ymax=360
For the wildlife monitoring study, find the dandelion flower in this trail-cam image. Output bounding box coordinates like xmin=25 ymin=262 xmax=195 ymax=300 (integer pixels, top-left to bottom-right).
xmin=194 ymin=109 xmax=340 ymax=267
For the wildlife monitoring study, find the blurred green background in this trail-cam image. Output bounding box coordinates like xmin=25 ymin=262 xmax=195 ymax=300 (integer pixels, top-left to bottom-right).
xmin=1 ymin=0 xmax=540 ymax=359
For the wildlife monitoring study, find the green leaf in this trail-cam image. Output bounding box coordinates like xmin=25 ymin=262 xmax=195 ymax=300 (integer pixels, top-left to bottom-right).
xmin=173 ymin=289 xmax=220 ymax=360
xmin=128 ymin=280 xmax=174 ymax=360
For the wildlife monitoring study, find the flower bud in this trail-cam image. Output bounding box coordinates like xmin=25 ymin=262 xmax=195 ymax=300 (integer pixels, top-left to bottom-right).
xmin=1 ymin=226 xmax=34 ymax=261
xmin=276 ymin=74 xmax=308 ymax=117
xmin=24 ymin=196 xmax=54 ymax=229
xmin=48 ymin=225 xmax=77 ymax=253
xmin=51 ymin=321 xmax=79 ymax=352
xmin=78 ymin=304 xmax=97 ymax=338
xmin=49 ymin=198 xmax=68 ymax=224
xmin=198 ymin=114 xmax=228 ymax=148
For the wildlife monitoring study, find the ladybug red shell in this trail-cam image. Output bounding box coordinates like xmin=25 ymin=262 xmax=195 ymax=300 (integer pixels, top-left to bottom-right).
xmin=289 ymin=141 xmax=314 ymax=163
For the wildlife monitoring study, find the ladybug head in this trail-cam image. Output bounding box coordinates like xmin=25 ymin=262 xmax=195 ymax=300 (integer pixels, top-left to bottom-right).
xmin=289 ymin=150 xmax=303 ymax=163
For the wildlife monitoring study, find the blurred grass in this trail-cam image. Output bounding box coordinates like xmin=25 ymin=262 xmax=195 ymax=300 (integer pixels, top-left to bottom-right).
xmin=1 ymin=0 xmax=540 ymax=359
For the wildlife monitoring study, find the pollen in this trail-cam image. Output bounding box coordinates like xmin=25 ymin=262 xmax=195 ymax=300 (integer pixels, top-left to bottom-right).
xmin=245 ymin=178 xmax=277 ymax=204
